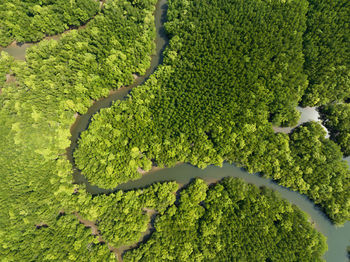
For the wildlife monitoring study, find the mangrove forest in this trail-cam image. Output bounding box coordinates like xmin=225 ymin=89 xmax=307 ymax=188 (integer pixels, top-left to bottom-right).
xmin=0 ymin=0 xmax=349 ymax=261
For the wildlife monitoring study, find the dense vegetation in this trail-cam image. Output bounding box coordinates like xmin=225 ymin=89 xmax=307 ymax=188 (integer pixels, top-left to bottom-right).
xmin=0 ymin=0 xmax=100 ymax=47
xmin=0 ymin=0 xmax=157 ymax=159
xmin=0 ymin=0 xmax=158 ymax=259
xmin=75 ymin=0 xmax=309 ymax=186
xmin=0 ymin=0 xmax=348 ymax=260
xmin=6 ymin=214 xmax=115 ymax=261
xmin=77 ymin=182 xmax=178 ymax=248
xmin=124 ymin=178 xmax=327 ymax=261
xmin=74 ymin=0 xmax=350 ymax=224
xmin=301 ymin=0 xmax=350 ymax=106
xmin=285 ymin=122 xmax=349 ymax=223
xmin=319 ymin=103 xmax=350 ymax=156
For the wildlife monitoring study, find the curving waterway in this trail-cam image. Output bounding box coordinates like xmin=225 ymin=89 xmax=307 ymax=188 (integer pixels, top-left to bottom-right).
xmin=63 ymin=0 xmax=349 ymax=260
xmin=67 ymin=0 xmax=169 ymax=183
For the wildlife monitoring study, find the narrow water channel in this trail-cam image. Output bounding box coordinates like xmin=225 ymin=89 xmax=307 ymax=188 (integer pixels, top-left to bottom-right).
xmin=273 ymin=106 xmax=330 ymax=138
xmin=1 ymin=1 xmax=348 ymax=259
xmin=113 ymin=163 xmax=350 ymax=261
xmin=61 ymin=0 xmax=349 ymax=261
xmin=0 ymin=1 xmax=347 ymax=260
xmin=67 ymin=0 xmax=169 ymax=185
xmin=0 ymin=42 xmax=32 ymax=60
xmin=0 ymin=30 xmax=76 ymax=61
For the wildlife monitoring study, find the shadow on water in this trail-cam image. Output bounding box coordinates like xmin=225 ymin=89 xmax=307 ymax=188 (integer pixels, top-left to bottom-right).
xmin=156 ymin=0 xmax=169 ymax=66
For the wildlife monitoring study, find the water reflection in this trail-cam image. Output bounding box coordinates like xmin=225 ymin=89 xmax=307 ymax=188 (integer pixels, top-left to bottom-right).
xmin=273 ymin=106 xmax=329 ymax=137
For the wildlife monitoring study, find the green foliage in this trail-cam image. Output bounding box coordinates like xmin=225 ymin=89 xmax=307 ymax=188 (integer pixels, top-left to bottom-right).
xmin=0 ymin=0 xmax=348 ymax=260
xmin=286 ymin=122 xmax=350 ymax=224
xmin=319 ymin=103 xmax=350 ymax=156
xmin=0 ymin=0 xmax=158 ymax=259
xmin=302 ymin=0 xmax=350 ymax=106
xmin=124 ymin=178 xmax=327 ymax=262
xmin=75 ymin=0 xmax=308 ymax=188
xmin=5 ymin=214 xmax=115 ymax=261
xmin=74 ymin=0 xmax=349 ymax=224
xmin=0 ymin=51 xmax=14 ymax=85
xmin=0 ymin=106 xmax=81 ymax=259
xmin=0 ymin=0 xmax=100 ymax=46
xmin=77 ymin=182 xmax=178 ymax=248
xmin=242 ymin=122 xmax=350 ymax=224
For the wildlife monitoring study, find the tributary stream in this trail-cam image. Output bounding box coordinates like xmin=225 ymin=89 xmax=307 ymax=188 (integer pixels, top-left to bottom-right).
xmin=2 ymin=0 xmax=348 ymax=260
xmin=67 ymin=0 xmax=350 ymax=260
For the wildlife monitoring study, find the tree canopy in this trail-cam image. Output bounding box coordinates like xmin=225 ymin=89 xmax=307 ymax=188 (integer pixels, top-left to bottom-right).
xmin=124 ymin=178 xmax=327 ymax=262
xmin=0 ymin=0 xmax=348 ymax=260
xmin=319 ymin=103 xmax=350 ymax=156
xmin=0 ymin=0 xmax=100 ymax=46
xmin=74 ymin=0 xmax=350 ymax=224
xmin=301 ymin=0 xmax=350 ymax=106
xmin=0 ymin=0 xmax=158 ymax=259
xmin=76 ymin=182 xmax=178 ymax=248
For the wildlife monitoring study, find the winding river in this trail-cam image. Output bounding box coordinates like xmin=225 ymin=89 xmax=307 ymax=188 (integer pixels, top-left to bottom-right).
xmin=66 ymin=0 xmax=168 ymax=181
xmin=67 ymin=0 xmax=349 ymax=261
xmin=2 ymin=0 xmax=348 ymax=260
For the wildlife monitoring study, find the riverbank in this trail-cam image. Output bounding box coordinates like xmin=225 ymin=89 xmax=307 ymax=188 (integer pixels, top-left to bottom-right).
xmin=115 ymin=208 xmax=157 ymax=262
xmin=116 ymin=163 xmax=350 ymax=261
xmin=63 ymin=0 xmax=349 ymax=260
xmin=273 ymin=106 xmax=329 ymax=137
xmin=0 ymin=1 xmax=106 ymax=61
xmin=67 ymin=0 xmax=169 ymax=187
xmin=77 ymin=157 xmax=349 ymax=260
